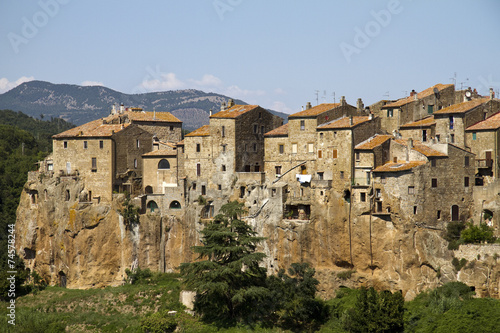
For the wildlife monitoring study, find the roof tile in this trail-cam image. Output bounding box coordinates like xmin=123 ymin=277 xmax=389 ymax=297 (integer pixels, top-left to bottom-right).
xmin=317 ymin=116 xmax=371 ymax=130
xmin=264 ymin=123 xmax=288 ymax=137
xmin=433 ymin=98 xmax=489 ymax=115
xmin=383 ymin=84 xmax=454 ymax=108
xmin=355 ymin=134 xmax=392 ymax=150
xmin=185 ymin=125 xmax=210 ymax=137
xmin=289 ymin=103 xmax=341 ymax=118
xmin=210 ymin=105 xmax=258 ymax=119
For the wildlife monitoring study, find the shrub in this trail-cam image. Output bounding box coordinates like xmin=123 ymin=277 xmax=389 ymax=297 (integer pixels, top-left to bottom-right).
xmin=337 ymin=269 xmax=356 ymax=280
xmin=461 ymin=223 xmax=497 ymax=244
xmin=444 ymin=221 xmax=465 ymax=250
xmin=451 ymin=257 xmax=467 ymax=271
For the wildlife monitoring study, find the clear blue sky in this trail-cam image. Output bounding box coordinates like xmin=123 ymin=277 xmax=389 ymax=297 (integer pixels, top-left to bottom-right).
xmin=1 ymin=0 xmax=499 ymax=114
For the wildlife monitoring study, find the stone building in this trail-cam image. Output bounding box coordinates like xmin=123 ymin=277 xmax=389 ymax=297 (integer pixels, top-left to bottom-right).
xmin=399 ymin=116 xmax=436 ymax=143
xmin=183 ymin=101 xmax=282 ymax=216
xmin=51 ymin=108 xmax=182 ymax=202
xmin=380 ymin=83 xmax=455 ymax=134
xmin=465 ymin=111 xmax=500 ymax=182
xmin=372 ymin=140 xmax=475 ymax=226
xmin=433 ymin=97 xmax=500 ymax=148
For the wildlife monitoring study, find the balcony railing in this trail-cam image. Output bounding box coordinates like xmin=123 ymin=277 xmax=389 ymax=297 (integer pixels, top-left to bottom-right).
xmin=476 ymin=159 xmax=493 ymax=169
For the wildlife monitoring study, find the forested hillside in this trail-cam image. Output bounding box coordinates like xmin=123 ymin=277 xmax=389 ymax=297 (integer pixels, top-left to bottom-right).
xmin=0 ymin=110 xmax=74 ymax=300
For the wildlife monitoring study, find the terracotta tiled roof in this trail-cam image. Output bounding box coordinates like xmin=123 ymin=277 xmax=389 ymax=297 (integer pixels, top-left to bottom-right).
xmin=355 ymin=134 xmax=392 ymax=150
xmin=126 ymin=111 xmax=182 ymax=123
xmin=400 ymin=116 xmax=435 ymax=128
xmin=210 ymin=105 xmax=258 ymax=118
xmin=142 ymin=149 xmax=177 ymax=157
xmin=383 ymin=84 xmax=454 ymax=108
xmin=176 ymin=139 xmax=185 ymax=146
xmin=288 ymin=103 xmax=341 ymax=118
xmin=394 ymin=139 xmax=446 ymax=157
xmin=466 ymin=112 xmax=500 ymax=131
xmin=53 ymin=119 xmax=130 ymax=138
xmin=264 ymin=123 xmax=288 ymax=137
xmin=317 ymin=116 xmax=371 ymax=130
xmin=433 ymin=98 xmax=489 ymax=115
xmin=185 ymin=125 xmax=210 ymax=137
xmin=373 ymin=161 xmax=426 ymax=172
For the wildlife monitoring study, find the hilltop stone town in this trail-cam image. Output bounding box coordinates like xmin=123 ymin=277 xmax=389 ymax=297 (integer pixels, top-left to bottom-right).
xmin=15 ymin=83 xmax=500 ymax=300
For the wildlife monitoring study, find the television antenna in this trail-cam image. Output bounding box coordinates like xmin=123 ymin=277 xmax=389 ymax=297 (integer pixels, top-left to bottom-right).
xmin=332 ymin=92 xmax=336 ymax=103
xmin=383 ymin=91 xmax=390 ymax=99
xmin=315 ymin=90 xmax=320 ymax=105
xmin=450 ymin=72 xmax=457 ymax=85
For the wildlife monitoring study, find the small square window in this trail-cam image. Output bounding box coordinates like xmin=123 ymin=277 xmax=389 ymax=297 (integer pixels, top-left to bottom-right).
xmin=381 ymin=175 xmax=386 ymax=184
xmin=360 ymin=192 xmax=366 ymax=202
xmin=170 ymin=126 xmax=174 ymax=131
xmin=332 ymin=149 xmax=337 ymax=159
xmin=431 ymin=178 xmax=437 ymax=188
xmin=218 ymin=184 xmax=222 ymax=191
xmin=253 ymin=143 xmax=257 ymax=152
xmin=431 ymin=159 xmax=436 ymax=167
xmin=201 ymin=185 xmax=206 ymax=195
xmin=317 ymin=172 xmax=324 ymax=180
xmin=99 ymin=140 xmax=104 ymax=149
xmin=308 ymin=143 xmax=314 ymax=153
xmin=464 ymin=156 xmax=469 ymax=167
xmin=437 ymin=210 xmax=441 ymax=219
xmin=83 ymin=141 xmax=88 ymax=149
xmin=376 ymin=189 xmax=381 ymax=198
xmin=136 ymin=139 xmax=140 ymax=148
xmin=253 ymin=125 xmax=258 ymax=133
xmin=355 ymin=152 xmax=360 ymax=161
xmin=64 ymin=141 xmax=68 ymax=149
xmin=279 ymin=144 xmax=284 ymax=154
xmin=292 ymin=143 xmax=297 ymax=154
xmin=275 ymin=166 xmax=282 ymax=175
xmin=408 ymin=186 xmax=414 ymax=194
xmin=300 ymin=120 xmax=305 ymax=131
xmin=192 ymin=183 xmax=197 ymax=190
xmin=221 ymin=126 xmax=225 ymax=137
xmin=318 ymin=150 xmax=322 ymax=158
xmin=91 ymin=157 xmax=97 ymax=171
xmin=222 ymin=145 xmax=227 ymax=152
xmin=472 ymin=132 xmax=477 ymax=140
xmin=340 ymin=171 xmax=344 ymax=179
xmin=196 ymin=143 xmax=200 ymax=152
xmin=221 ymin=165 xmax=226 ymax=172
xmin=464 ymin=177 xmax=469 ymax=187
xmin=413 ymin=206 xmax=417 ymax=214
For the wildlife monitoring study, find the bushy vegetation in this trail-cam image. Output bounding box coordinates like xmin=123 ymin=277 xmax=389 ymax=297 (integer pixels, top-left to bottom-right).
xmin=461 ymin=222 xmax=497 ymax=244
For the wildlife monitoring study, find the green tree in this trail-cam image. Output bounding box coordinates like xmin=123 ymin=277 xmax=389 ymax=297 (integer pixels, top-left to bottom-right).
xmin=118 ymin=194 xmax=139 ymax=230
xmin=268 ymin=262 xmax=329 ymax=332
xmin=461 ymin=222 xmax=497 ymax=244
xmin=179 ymin=201 xmax=270 ymax=327
xmin=342 ymin=287 xmax=404 ymax=333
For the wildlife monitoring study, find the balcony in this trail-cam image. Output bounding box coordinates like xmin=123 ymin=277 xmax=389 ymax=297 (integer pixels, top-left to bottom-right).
xmin=476 ymin=159 xmax=493 ymax=169
xmin=311 ymin=179 xmax=332 ymax=188
xmin=236 ymin=172 xmax=265 ymax=184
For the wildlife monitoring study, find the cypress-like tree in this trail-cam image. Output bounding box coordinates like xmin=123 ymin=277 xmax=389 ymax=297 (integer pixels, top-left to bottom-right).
xmin=180 ymin=201 xmax=271 ymax=327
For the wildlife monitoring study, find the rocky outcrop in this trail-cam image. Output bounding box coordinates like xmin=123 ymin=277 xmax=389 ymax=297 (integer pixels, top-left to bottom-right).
xmin=16 ymin=172 xmax=500 ymax=299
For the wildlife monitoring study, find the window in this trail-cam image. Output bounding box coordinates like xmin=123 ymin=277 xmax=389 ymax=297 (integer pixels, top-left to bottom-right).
xmin=279 ymin=144 xmax=284 ymax=154
xmin=221 ymin=165 xmax=226 ymax=172
xmin=201 ymin=185 xmax=206 ymax=195
xmin=134 ymin=159 xmax=138 ymax=169
xmin=99 ymin=140 xmax=104 ymax=149
xmin=300 ymin=120 xmax=305 ymax=130
xmin=355 ymin=152 xmax=360 ymax=161
xmin=332 ymin=149 xmax=338 ymax=159
xmin=196 ymin=143 xmax=200 ymax=152
xmin=422 ymin=130 xmax=427 ymax=142
xmin=136 ymin=139 xmax=140 ymax=148
xmin=218 ymin=184 xmax=222 ymax=191
xmin=169 ymin=201 xmax=181 ymax=209
xmin=449 ymin=116 xmax=454 ymax=129
xmin=192 ymin=183 xmax=196 ymax=190
xmin=360 ymin=192 xmax=366 ymax=202
xmin=253 ymin=125 xmax=258 ymax=133
xmin=158 ymin=159 xmax=170 ymax=169
xmin=83 ymin=141 xmax=88 ymax=149
xmin=366 ymin=172 xmax=371 ymax=184
xmin=472 ymin=132 xmax=477 ymax=140
xmin=221 ymin=126 xmax=225 ymax=137
xmin=259 ymin=112 xmax=262 ymax=119
xmin=387 ymin=109 xmax=393 ymax=117
xmin=408 ymin=186 xmax=415 ymax=194
xmin=431 ymin=178 xmax=437 ymax=187
xmin=308 ymin=143 xmax=314 ymax=153
xmin=320 ymin=132 xmax=324 ymax=139
xmin=340 ymin=171 xmax=344 ymax=179
xmin=464 ymin=177 xmax=469 ymax=187
xmin=376 ymin=189 xmax=381 ymax=198
xmin=317 ymin=172 xmax=324 ymax=180
xmin=427 ymin=105 xmax=434 ymax=114
xmin=65 ymin=189 xmax=70 ymax=201
xmin=381 ymin=175 xmax=386 ymax=184
xmin=244 ymin=165 xmax=250 ymax=172
xmin=222 ymin=145 xmax=226 ymax=152
xmin=64 ymin=141 xmax=68 ymax=149
xmin=261 ymin=126 xmax=264 ymax=134
xmin=436 ymin=135 xmax=440 ymax=142
xmin=253 ymin=143 xmax=257 ymax=152
xmin=414 ymin=206 xmax=417 ymax=214
xmin=437 ymin=210 xmax=441 ymax=219
xmin=431 ymin=159 xmax=436 ymax=167
xmin=318 ymin=150 xmax=322 ymax=158
xmin=465 ymin=156 xmax=469 ymax=167
xmin=292 ymin=143 xmax=297 ymax=154
xmin=170 ymin=126 xmax=174 ymax=131
xmin=91 ymin=157 xmax=97 ymax=171
xmin=196 ymin=163 xmax=201 ymax=176
xmin=450 ymin=134 xmax=455 ymax=143
xmin=147 ymin=201 xmax=158 ymax=212
xmin=275 ymin=166 xmax=282 ymax=175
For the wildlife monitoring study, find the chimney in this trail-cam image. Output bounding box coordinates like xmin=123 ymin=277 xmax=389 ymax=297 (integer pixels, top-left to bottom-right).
xmin=306 ymin=102 xmax=312 ymax=110
xmin=301 ymin=106 xmax=304 ymax=111
xmin=228 ymin=99 xmax=235 ymax=108
xmin=340 ymin=96 xmax=346 ymax=106
xmin=368 ymin=112 xmax=373 ymax=120
xmin=410 ymin=89 xmax=416 ymax=97
xmin=220 ymin=101 xmax=227 ymax=111
xmin=209 ymin=109 xmax=213 ymax=116
xmin=357 ymin=98 xmax=364 ymax=111
xmin=408 ymin=137 xmax=413 ymax=148
xmin=349 ymin=115 xmax=353 ymax=126
xmin=111 ymin=104 xmax=116 ymax=115
xmin=120 ymin=103 xmax=125 ymax=113
xmin=121 ymin=124 xmax=124 ymax=129
xmin=490 ymin=88 xmax=495 ymax=100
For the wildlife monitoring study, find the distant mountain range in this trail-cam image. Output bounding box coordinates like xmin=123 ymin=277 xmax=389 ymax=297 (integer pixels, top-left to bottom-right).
xmin=0 ymin=80 xmax=288 ymax=130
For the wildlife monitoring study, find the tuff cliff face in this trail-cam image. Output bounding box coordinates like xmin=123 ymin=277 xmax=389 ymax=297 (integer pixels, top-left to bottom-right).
xmin=15 ymin=172 xmax=500 ymax=299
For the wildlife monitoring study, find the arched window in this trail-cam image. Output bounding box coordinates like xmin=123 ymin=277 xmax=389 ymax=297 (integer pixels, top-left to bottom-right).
xmin=145 ymin=186 xmax=153 ymax=194
xmin=147 ymin=200 xmax=158 ymax=212
xmin=169 ymin=200 xmax=181 ymax=209
xmin=451 ymin=205 xmax=459 ymax=221
xmin=158 ymin=159 xmax=170 ymax=169
xmin=65 ymin=189 xmax=70 ymax=201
